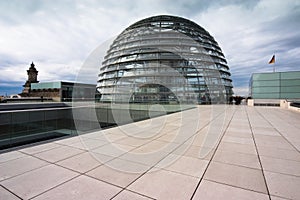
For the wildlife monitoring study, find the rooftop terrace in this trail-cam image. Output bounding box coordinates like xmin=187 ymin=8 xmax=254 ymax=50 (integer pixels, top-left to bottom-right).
xmin=1 ymin=105 xmax=300 ymax=200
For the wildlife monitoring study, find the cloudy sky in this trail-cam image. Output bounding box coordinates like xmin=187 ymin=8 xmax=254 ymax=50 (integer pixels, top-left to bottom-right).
xmin=0 ymin=0 xmax=300 ymax=96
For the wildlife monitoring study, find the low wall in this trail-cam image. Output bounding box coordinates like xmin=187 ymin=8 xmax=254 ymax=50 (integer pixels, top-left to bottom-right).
xmin=280 ymin=100 xmax=300 ymax=112
xmin=247 ymin=99 xmax=280 ymax=107
xmin=0 ymin=102 xmax=67 ymax=111
xmin=0 ymin=103 xmax=193 ymax=149
xmin=247 ymin=99 xmax=254 ymax=106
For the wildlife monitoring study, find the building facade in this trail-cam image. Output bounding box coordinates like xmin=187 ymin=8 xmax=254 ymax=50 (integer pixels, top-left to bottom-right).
xmin=22 ymin=62 xmax=39 ymax=95
xmin=30 ymin=81 xmax=95 ymax=102
xmin=250 ymin=71 xmax=300 ymax=99
xmin=97 ymin=15 xmax=233 ymax=104
xmin=20 ymin=62 xmax=96 ymax=102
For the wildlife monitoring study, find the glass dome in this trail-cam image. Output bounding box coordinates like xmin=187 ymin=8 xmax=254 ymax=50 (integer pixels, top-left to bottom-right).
xmin=97 ymin=15 xmax=233 ymax=104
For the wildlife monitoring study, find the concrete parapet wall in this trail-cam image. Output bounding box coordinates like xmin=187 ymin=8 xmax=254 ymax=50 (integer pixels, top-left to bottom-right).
xmin=248 ymin=99 xmax=280 ymax=107
xmin=288 ymin=105 xmax=300 ymax=112
xmin=247 ymin=99 xmax=254 ymax=106
xmin=280 ymin=100 xmax=288 ymax=108
xmin=280 ymin=99 xmax=300 ymax=112
xmin=0 ymin=102 xmax=67 ymax=111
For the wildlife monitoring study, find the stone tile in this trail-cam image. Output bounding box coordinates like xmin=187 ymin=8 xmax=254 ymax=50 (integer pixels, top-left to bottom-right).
xmin=1 ymin=164 xmax=78 ymax=199
xmin=106 ymin=157 xmax=151 ymax=174
xmin=172 ymin=144 xmax=215 ymax=160
xmin=114 ymin=137 xmax=151 ymax=147
xmin=213 ymin=150 xmax=261 ymax=169
xmin=265 ymin=171 xmax=300 ymax=200
xmin=270 ymin=196 xmax=289 ymax=200
xmin=34 ymin=146 xmax=85 ymax=163
xmin=156 ymin=154 xmax=209 ymax=178
xmin=19 ymin=142 xmax=62 ymax=155
xmin=0 ymin=186 xmax=20 ymax=200
xmin=256 ymin=140 xmax=295 ymax=150
xmin=255 ymin=135 xmax=286 ymax=142
xmin=162 ymin=123 xmax=181 ymax=130
xmin=285 ymin=135 xmax=300 ymax=143
xmin=91 ymin=152 xmax=116 ymax=163
xmin=293 ymin=141 xmax=300 ymax=152
xmin=92 ymin=143 xmax=135 ymax=157
xmin=0 ymin=151 xmax=26 ymax=163
xmin=113 ymin=190 xmax=153 ymax=200
xmin=32 ymin=175 xmax=121 ymax=200
xmin=156 ymin=134 xmax=183 ymax=143
xmin=193 ymin=180 xmax=269 ymax=200
xmin=260 ymin=156 xmax=300 ymax=176
xmin=118 ymin=123 xmax=164 ymax=136
xmin=104 ymin=128 xmax=132 ymax=135
xmin=152 ymin=125 xmax=181 ymax=136
xmin=228 ymin=123 xmax=249 ymax=128
xmin=67 ymin=138 xmax=108 ymax=150
xmin=226 ymin=131 xmax=253 ymax=138
xmin=129 ymin=130 xmax=166 ymax=140
xmin=255 ymin=137 xmax=294 ymax=150
xmin=204 ymin=161 xmax=267 ymax=194
xmin=2 ymin=106 xmax=300 ymax=199
xmin=55 ymin=136 xmax=82 ymax=145
xmin=131 ymin=141 xmax=176 ymax=154
xmin=218 ymin=141 xmax=257 ymax=155
xmin=57 ymin=152 xmax=109 ymax=173
xmin=87 ymin=159 xmax=148 ymax=187
xmin=120 ymin=151 xmax=169 ymax=166
xmin=252 ymin=127 xmax=280 ymax=136
xmin=81 ymin=131 xmax=108 ymax=141
xmin=191 ymin=131 xmax=222 ymax=148
xmin=257 ymin=145 xmax=300 ymax=161
xmin=222 ymin=135 xmax=254 ymax=145
xmin=226 ymin=127 xmax=252 ymax=135
xmin=128 ymin=168 xmax=199 ymax=200
xmin=0 ymin=156 xmax=48 ymax=181
xmin=103 ymin=133 xmax=128 ymax=142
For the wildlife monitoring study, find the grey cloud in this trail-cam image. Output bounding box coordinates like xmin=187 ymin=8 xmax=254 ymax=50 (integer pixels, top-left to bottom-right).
xmin=0 ymin=1 xmax=63 ymax=25
xmin=203 ymin=1 xmax=300 ymax=95
xmin=0 ymin=0 xmax=300 ymax=96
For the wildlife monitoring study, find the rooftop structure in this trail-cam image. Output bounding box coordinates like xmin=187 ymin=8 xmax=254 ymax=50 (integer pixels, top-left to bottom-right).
xmin=250 ymin=71 xmax=300 ymax=99
xmin=97 ymin=15 xmax=233 ymax=104
xmin=18 ymin=62 xmax=96 ymax=102
xmin=1 ymin=106 xmax=300 ymax=199
xmin=22 ymin=62 xmax=39 ymax=95
xmin=30 ymin=81 xmax=96 ymax=102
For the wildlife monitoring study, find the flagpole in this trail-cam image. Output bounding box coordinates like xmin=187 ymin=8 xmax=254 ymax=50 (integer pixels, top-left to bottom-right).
xmin=269 ymin=54 xmax=275 ymax=73
xmin=273 ymin=52 xmax=275 ymax=73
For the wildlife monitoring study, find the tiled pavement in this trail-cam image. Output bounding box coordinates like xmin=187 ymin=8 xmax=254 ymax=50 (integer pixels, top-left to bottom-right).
xmin=1 ymin=105 xmax=300 ymax=200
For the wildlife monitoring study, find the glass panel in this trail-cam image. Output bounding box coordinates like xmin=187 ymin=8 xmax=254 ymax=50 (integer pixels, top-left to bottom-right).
xmin=0 ymin=108 xmax=75 ymax=150
xmin=252 ymin=87 xmax=280 ymax=93
xmin=280 ymin=93 xmax=300 ymax=98
xmin=281 ymin=79 xmax=300 ymax=86
xmin=252 ymin=93 xmax=280 ymax=98
xmin=280 ymin=86 xmax=300 ymax=93
xmin=252 ymin=73 xmax=280 ymax=81
xmin=281 ymin=72 xmax=300 ymax=79
xmin=31 ymin=82 xmax=61 ymax=89
xmin=252 ymin=80 xmax=280 ymax=87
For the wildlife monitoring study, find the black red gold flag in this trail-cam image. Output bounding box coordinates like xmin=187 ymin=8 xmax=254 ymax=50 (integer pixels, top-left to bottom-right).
xmin=269 ymin=55 xmax=275 ymax=64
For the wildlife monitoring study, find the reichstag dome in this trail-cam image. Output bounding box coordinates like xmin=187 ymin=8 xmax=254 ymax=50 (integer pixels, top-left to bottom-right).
xmin=97 ymin=15 xmax=233 ymax=104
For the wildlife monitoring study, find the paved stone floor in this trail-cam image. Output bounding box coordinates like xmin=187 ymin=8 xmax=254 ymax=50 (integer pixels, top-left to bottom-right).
xmin=1 ymin=105 xmax=300 ymax=200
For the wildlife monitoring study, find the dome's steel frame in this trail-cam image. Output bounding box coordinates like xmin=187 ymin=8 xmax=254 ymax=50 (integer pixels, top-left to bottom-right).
xmin=97 ymin=15 xmax=233 ymax=104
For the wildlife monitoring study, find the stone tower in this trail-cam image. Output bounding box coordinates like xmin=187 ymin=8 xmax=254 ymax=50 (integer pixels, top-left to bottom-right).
xmin=22 ymin=62 xmax=39 ymax=95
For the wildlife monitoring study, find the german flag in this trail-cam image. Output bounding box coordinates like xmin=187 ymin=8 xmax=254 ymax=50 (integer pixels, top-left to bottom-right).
xmin=268 ymin=55 xmax=275 ymax=64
